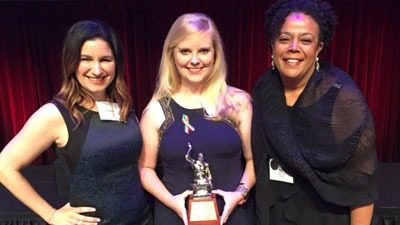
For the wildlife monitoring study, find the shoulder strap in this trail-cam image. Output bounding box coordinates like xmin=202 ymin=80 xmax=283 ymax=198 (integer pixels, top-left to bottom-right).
xmin=158 ymin=97 xmax=175 ymax=141
xmin=49 ymin=99 xmax=77 ymax=131
xmin=49 ymin=99 xmax=91 ymax=198
xmin=48 ymin=99 xmax=73 ymax=197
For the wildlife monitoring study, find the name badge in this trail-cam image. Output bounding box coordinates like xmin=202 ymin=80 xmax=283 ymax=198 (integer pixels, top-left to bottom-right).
xmin=95 ymin=101 xmax=121 ymax=121
xmin=269 ymin=158 xmax=294 ymax=184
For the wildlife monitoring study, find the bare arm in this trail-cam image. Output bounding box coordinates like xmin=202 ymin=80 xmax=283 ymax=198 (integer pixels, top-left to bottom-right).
xmin=235 ymin=92 xmax=256 ymax=193
xmin=138 ymin=101 xmax=191 ymax=224
xmin=0 ymin=103 xmax=99 ymax=224
xmin=350 ymin=204 xmax=374 ymax=225
xmin=0 ymin=104 xmax=63 ymax=222
xmin=213 ymin=90 xmax=256 ymax=224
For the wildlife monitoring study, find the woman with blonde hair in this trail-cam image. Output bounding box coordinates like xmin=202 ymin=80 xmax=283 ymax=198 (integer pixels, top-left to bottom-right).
xmin=139 ymin=13 xmax=255 ymax=225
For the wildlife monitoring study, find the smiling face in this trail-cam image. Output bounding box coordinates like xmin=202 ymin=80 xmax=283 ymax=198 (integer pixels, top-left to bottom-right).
xmin=76 ymin=38 xmax=116 ymax=101
xmin=272 ymin=12 xmax=323 ymax=85
xmin=173 ymin=32 xmax=215 ymax=90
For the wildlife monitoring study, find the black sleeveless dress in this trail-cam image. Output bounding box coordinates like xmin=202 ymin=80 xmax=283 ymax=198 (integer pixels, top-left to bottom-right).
xmin=51 ymin=100 xmax=152 ymax=225
xmin=154 ymin=97 xmax=254 ymax=225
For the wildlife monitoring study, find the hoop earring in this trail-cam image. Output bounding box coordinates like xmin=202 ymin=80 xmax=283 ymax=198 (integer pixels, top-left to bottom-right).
xmin=316 ymin=56 xmax=320 ymax=72
xmin=271 ymin=55 xmax=275 ymax=70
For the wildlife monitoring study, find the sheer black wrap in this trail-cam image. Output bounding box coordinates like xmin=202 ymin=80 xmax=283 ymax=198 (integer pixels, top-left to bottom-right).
xmin=251 ymin=62 xmax=379 ymax=224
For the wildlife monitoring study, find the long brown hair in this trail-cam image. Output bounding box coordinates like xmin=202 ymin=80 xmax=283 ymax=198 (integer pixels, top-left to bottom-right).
xmin=54 ymin=20 xmax=131 ymax=127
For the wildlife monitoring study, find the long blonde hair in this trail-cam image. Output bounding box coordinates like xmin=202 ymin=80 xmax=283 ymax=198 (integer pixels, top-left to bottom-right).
xmin=152 ymin=13 xmax=233 ymax=117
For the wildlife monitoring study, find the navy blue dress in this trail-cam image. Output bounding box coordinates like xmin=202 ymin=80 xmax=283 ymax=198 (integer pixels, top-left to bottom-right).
xmin=52 ymin=100 xmax=152 ymax=225
xmin=154 ymin=97 xmax=253 ymax=225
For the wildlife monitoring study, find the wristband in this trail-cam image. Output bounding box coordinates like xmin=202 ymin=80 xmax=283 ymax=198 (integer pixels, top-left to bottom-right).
xmin=235 ymin=183 xmax=249 ymax=200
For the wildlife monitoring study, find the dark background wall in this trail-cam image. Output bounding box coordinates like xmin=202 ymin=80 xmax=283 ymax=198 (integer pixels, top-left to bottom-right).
xmin=0 ymin=0 xmax=399 ymax=163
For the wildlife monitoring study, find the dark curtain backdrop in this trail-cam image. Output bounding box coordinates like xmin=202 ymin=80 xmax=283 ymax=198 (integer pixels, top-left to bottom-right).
xmin=0 ymin=0 xmax=399 ymax=164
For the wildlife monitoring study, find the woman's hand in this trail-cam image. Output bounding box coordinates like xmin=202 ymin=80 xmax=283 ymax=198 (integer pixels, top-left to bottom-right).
xmin=171 ymin=190 xmax=193 ymax=225
xmin=212 ymin=189 xmax=243 ymax=224
xmin=48 ymin=203 xmax=100 ymax=225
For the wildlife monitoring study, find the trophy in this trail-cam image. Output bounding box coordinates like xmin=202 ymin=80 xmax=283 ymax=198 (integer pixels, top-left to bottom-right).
xmin=185 ymin=143 xmax=220 ymax=225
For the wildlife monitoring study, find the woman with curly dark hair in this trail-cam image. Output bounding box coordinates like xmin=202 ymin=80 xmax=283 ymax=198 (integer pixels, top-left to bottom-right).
xmin=251 ymin=0 xmax=378 ymax=224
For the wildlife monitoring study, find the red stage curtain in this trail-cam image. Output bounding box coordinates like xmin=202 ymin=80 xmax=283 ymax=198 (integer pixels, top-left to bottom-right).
xmin=0 ymin=0 xmax=399 ymax=163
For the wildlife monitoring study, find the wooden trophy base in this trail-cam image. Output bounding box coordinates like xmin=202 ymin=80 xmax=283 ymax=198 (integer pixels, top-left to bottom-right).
xmin=187 ymin=193 xmax=220 ymax=225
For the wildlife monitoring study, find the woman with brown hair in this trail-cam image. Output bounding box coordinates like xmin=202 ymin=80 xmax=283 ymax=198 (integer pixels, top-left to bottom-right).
xmin=0 ymin=20 xmax=152 ymax=225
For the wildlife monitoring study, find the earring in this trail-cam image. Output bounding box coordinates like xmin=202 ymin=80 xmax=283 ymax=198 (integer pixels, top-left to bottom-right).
xmin=271 ymin=55 xmax=275 ymax=70
xmin=316 ymin=56 xmax=320 ymax=72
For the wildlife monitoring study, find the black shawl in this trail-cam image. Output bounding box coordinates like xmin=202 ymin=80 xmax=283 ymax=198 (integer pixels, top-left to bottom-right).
xmin=251 ymin=62 xmax=379 ymax=221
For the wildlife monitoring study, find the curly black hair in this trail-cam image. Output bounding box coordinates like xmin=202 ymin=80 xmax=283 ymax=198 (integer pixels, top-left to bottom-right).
xmin=264 ymin=0 xmax=337 ymax=46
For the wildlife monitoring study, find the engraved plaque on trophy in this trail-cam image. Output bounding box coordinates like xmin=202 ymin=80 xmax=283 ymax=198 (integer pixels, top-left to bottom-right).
xmin=185 ymin=143 xmax=220 ymax=225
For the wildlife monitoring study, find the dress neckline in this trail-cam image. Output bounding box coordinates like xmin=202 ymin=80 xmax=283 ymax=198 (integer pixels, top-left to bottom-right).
xmin=170 ymin=97 xmax=204 ymax=112
xmin=77 ymin=104 xmax=98 ymax=114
